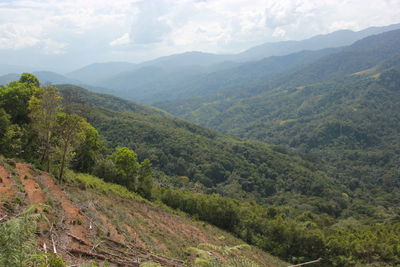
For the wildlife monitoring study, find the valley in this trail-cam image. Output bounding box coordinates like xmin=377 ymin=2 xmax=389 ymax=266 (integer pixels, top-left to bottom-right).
xmin=1 ymin=20 xmax=400 ymax=267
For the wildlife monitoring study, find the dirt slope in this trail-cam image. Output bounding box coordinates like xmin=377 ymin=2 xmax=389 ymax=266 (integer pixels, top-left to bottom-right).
xmin=0 ymin=165 xmax=13 ymax=214
xmin=0 ymin=159 xmax=287 ymax=267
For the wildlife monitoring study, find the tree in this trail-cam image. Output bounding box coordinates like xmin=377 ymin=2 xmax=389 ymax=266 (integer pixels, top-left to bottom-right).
xmin=0 ymin=108 xmax=11 ymax=153
xmin=1 ymin=124 xmax=25 ymax=157
xmin=28 ymin=86 xmax=62 ymax=171
xmin=0 ymin=108 xmax=27 ymax=157
xmin=138 ymin=158 xmax=154 ymax=199
xmin=0 ymin=80 xmax=39 ymax=124
xmin=71 ymin=124 xmax=104 ymax=173
xmin=0 ymin=108 xmax=10 ymax=137
xmin=19 ymin=73 xmax=40 ymax=88
xmin=55 ymin=113 xmax=87 ymax=180
xmin=61 ymin=88 xmax=91 ymax=116
xmin=92 ymin=157 xmax=119 ymax=183
xmin=109 ymin=147 xmax=140 ymax=189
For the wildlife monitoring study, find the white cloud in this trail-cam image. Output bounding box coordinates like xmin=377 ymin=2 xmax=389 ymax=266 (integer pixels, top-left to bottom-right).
xmin=0 ymin=23 xmax=66 ymax=54
xmin=0 ymin=23 xmax=40 ymax=49
xmin=261 ymin=0 xmax=400 ymax=40
xmin=129 ymin=0 xmax=172 ymax=44
xmin=110 ymin=33 xmax=130 ymax=46
xmin=42 ymin=39 xmax=68 ymax=55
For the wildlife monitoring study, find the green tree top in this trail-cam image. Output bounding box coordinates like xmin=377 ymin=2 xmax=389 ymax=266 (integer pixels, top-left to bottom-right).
xmin=19 ymin=73 xmax=40 ymax=88
xmin=71 ymin=123 xmax=105 ymax=173
xmin=0 ymin=77 xmax=40 ymax=123
xmin=109 ymin=147 xmax=140 ymax=188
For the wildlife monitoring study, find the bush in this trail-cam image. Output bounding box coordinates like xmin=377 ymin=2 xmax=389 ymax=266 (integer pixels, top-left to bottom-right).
xmin=0 ymin=205 xmax=48 ymax=266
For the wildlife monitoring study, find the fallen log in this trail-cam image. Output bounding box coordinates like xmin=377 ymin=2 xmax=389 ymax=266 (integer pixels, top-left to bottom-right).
xmin=68 ymin=248 xmax=140 ymax=267
xmin=67 ymin=233 xmax=91 ymax=246
xmin=288 ymin=258 xmax=322 ymax=267
xmin=104 ymin=241 xmax=184 ymax=266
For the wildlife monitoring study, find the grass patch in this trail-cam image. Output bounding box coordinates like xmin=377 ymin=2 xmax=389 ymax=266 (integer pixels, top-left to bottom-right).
xmin=65 ymin=170 xmax=145 ymax=202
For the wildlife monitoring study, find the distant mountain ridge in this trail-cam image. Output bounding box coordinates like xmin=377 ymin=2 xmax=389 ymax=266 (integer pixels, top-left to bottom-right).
xmin=139 ymin=47 xmax=341 ymax=104
xmin=94 ymin=22 xmax=400 ymax=104
xmin=73 ymin=48 xmax=333 ymax=104
xmin=0 ymin=71 xmax=118 ymax=100
xmin=1 ymin=23 xmax=400 ymax=106
xmin=139 ymin=51 xmax=232 ymax=68
xmin=0 ymin=64 xmax=38 ymax=76
xmin=158 ymin=29 xmax=400 ymax=129
xmin=235 ymin=22 xmax=400 ymax=61
xmin=62 ymin=22 xmax=400 ymax=103
xmin=0 ymin=71 xmax=79 ymax=86
xmin=67 ymin=62 xmax=137 ymax=85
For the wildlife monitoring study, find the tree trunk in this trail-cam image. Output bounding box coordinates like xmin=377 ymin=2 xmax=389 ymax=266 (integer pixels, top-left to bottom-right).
xmin=47 ymin=152 xmax=51 ymax=173
xmin=59 ymin=140 xmax=69 ymax=180
xmin=42 ymin=130 xmax=51 ymax=172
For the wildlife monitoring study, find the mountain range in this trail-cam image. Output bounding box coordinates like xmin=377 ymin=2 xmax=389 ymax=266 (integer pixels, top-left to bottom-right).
xmin=63 ymin=22 xmax=400 ymax=103
xmin=1 ymin=23 xmax=400 ymax=266
xmin=2 ymin=23 xmax=400 ymax=103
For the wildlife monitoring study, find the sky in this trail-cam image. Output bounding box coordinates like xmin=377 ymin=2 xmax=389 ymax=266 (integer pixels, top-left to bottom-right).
xmin=0 ymin=0 xmax=400 ymax=72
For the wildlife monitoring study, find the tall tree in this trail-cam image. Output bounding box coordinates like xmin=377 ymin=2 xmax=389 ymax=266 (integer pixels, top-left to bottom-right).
xmin=61 ymin=89 xmax=91 ymax=116
xmin=71 ymin=124 xmax=105 ymax=173
xmin=138 ymin=158 xmax=154 ymax=199
xmin=0 ymin=108 xmax=11 ymax=153
xmin=109 ymin=147 xmax=140 ymax=189
xmin=28 ymin=86 xmax=62 ymax=171
xmin=0 ymin=124 xmax=25 ymax=158
xmin=55 ymin=113 xmax=87 ymax=180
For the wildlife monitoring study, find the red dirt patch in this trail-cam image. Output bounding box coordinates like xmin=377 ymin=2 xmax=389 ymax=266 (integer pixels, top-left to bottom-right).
xmin=39 ymin=172 xmax=80 ymax=217
xmin=0 ymin=166 xmax=12 ymax=195
xmin=39 ymin=171 xmax=88 ymax=244
xmin=0 ymin=166 xmax=13 ymax=213
xmin=0 ymin=166 xmax=12 ymax=186
xmin=16 ymin=163 xmax=45 ymax=205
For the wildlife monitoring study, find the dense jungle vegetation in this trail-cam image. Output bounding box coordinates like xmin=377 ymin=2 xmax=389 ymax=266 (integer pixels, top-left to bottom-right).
xmin=1 ymin=68 xmax=399 ymax=266
xmin=154 ymin=30 xmax=400 ymax=223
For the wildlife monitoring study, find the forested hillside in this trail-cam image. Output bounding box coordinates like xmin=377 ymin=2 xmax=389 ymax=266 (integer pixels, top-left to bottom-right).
xmin=57 ymin=85 xmax=339 ymax=206
xmin=0 ymin=159 xmax=285 ymax=267
xmin=154 ymin=31 xmax=400 ymax=213
xmin=0 ymin=74 xmax=285 ymax=266
xmin=57 ymin=82 xmax=400 ymax=219
xmin=1 ymin=74 xmax=400 ymax=266
xmin=57 ymin=82 xmax=400 ymax=266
